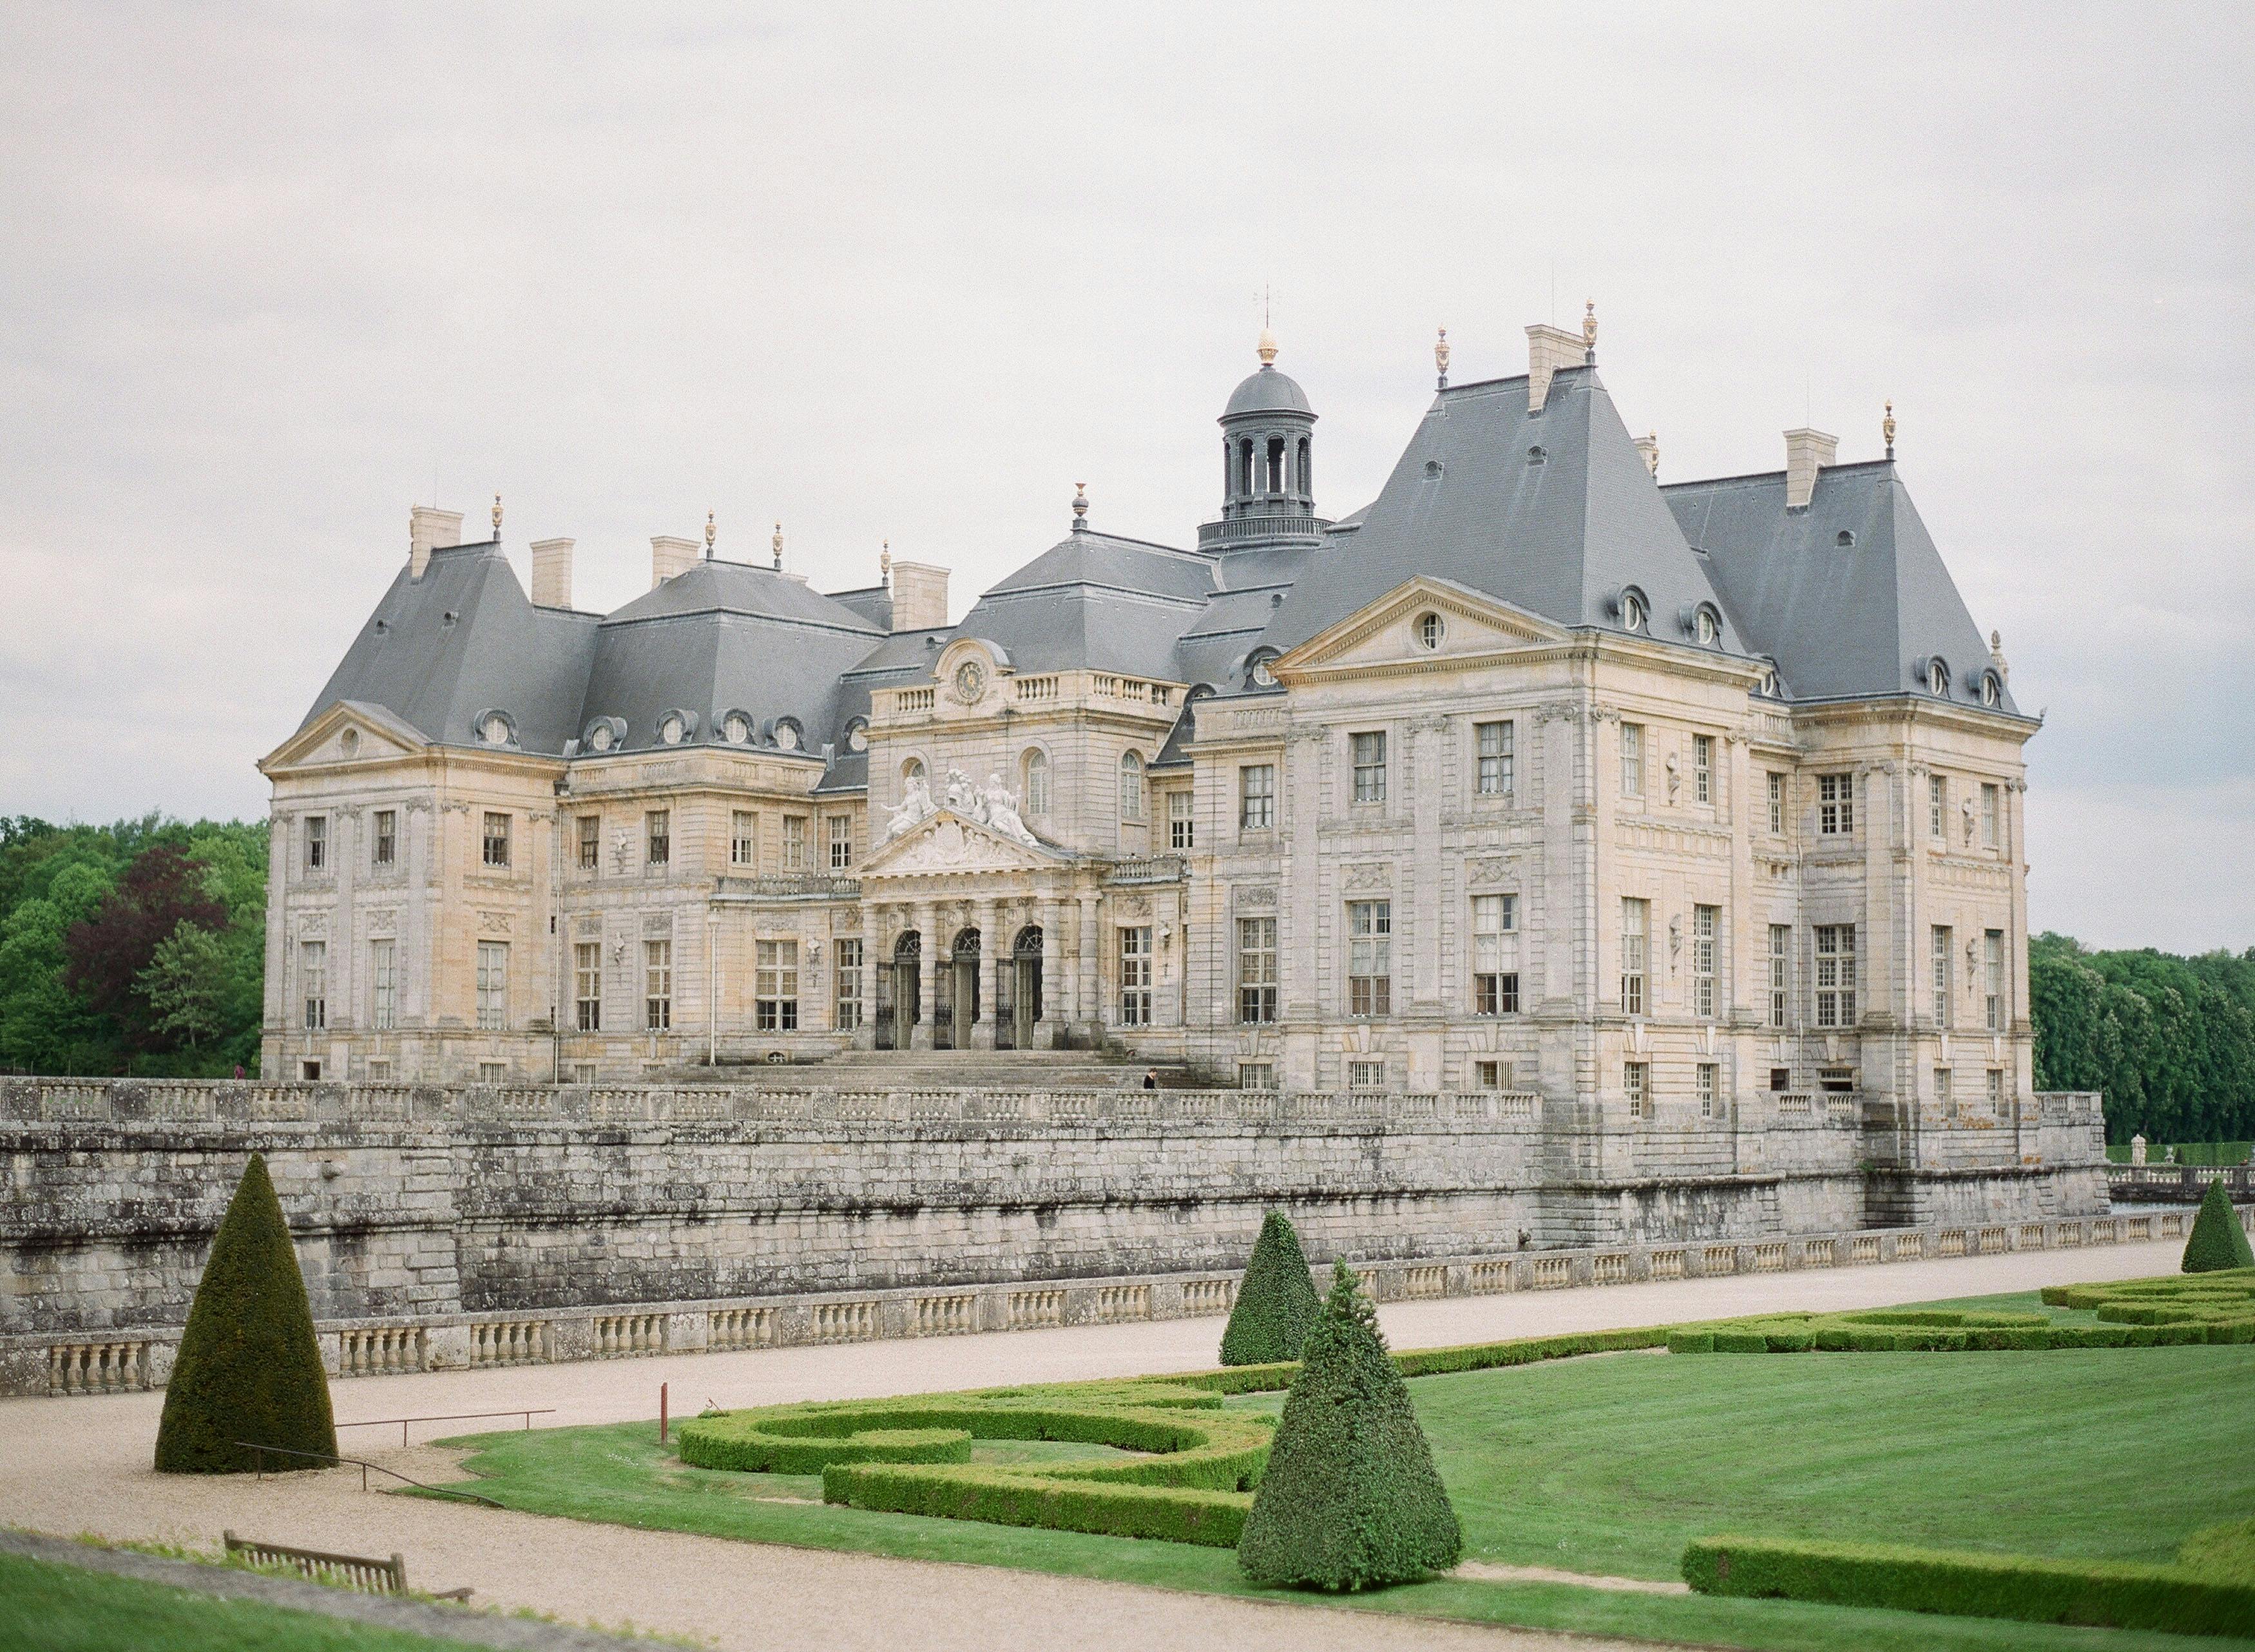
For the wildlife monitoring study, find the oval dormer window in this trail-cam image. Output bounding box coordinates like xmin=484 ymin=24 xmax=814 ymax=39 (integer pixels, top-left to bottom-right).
xmin=845 ymin=717 xmax=870 ymax=753
xmin=338 ymin=728 xmax=360 ymax=758
xmin=720 ymin=712 xmax=752 ymax=745
xmin=1758 ymin=665 xmax=1778 ymax=697
xmin=658 ymin=713 xmax=686 ymax=746
xmin=1926 ymin=658 xmax=1950 ymax=696
xmin=1415 ymin=612 xmax=1444 ymax=651
xmin=1620 ymin=588 xmax=1647 ymax=633
xmin=588 ymin=722 xmax=616 ymax=753
xmin=774 ymin=718 xmax=803 ymax=752
xmin=478 ymin=711 xmax=513 ymax=746
xmin=1249 ymin=653 xmax=1278 ymax=688
xmin=1982 ymin=673 xmax=2001 ymax=708
xmin=1696 ymin=607 xmax=1720 ymax=646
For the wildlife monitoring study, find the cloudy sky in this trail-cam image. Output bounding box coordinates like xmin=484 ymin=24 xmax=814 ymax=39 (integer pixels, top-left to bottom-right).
xmin=2 ymin=5 xmax=2249 ymax=950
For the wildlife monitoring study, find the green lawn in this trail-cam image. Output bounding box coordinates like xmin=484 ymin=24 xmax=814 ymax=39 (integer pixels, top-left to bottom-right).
xmin=426 ymin=1300 xmax=2255 ymax=1651
xmin=0 ymin=1550 xmax=490 ymax=1652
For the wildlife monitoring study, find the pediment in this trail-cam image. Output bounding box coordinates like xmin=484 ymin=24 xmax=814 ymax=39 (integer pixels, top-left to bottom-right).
xmin=259 ymin=700 xmax=428 ymax=773
xmin=1279 ymin=578 xmax=1569 ymax=675
xmin=859 ymin=809 xmax=1064 ymax=879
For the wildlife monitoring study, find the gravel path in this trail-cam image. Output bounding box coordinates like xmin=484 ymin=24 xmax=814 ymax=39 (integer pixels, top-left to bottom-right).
xmin=0 ymin=1240 xmax=2179 ymax=1652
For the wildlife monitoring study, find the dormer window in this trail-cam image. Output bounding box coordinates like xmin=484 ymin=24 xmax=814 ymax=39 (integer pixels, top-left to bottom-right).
xmin=475 ymin=710 xmax=515 ymax=747
xmin=583 ymin=716 xmax=624 ymax=753
xmin=1981 ymin=672 xmax=2002 ymax=708
xmin=1926 ymin=658 xmax=1950 ymax=696
xmin=1249 ymin=651 xmax=1278 ymax=688
xmin=1414 ymin=611 xmax=1444 ymax=651
xmin=1618 ymin=587 xmax=1649 ymax=633
xmin=720 ymin=711 xmax=753 ymax=745
xmin=845 ymin=717 xmax=870 ymax=753
xmin=658 ymin=713 xmax=687 ymax=745
xmin=774 ymin=718 xmax=803 ymax=752
xmin=1695 ymin=606 xmax=1720 ymax=646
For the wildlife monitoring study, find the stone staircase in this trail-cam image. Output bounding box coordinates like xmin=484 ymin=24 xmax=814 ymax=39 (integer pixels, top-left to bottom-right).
xmin=673 ymin=1048 xmax=1204 ymax=1090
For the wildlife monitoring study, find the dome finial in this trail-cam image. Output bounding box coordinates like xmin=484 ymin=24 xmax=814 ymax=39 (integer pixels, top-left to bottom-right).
xmin=704 ymin=510 xmax=716 ymax=559
xmin=1883 ymin=398 xmax=1897 ymax=459
xmin=1071 ymin=482 xmax=1089 ymax=531
xmin=771 ymin=521 xmax=783 ymax=571
xmin=1435 ymin=325 xmax=1450 ymax=390
xmin=492 ymin=493 xmax=503 ymax=539
xmin=1256 ymin=327 xmax=1278 ymax=367
xmin=1582 ymin=298 xmax=1597 ymax=363
xmin=880 ymin=539 xmax=891 ymax=586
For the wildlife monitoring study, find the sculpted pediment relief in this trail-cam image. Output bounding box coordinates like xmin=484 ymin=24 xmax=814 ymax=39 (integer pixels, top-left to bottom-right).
xmin=859 ymin=810 xmax=1062 ymax=879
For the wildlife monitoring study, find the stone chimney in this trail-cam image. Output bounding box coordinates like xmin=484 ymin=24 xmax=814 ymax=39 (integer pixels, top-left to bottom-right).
xmin=1783 ymin=428 xmax=1838 ymax=510
xmin=530 ymin=537 xmax=574 ymax=609
xmin=1525 ymin=323 xmax=1583 ymax=414
xmin=409 ymin=505 xmax=464 ymax=579
xmin=651 ymin=534 xmax=699 ymax=588
xmin=890 ymin=561 xmax=950 ymax=632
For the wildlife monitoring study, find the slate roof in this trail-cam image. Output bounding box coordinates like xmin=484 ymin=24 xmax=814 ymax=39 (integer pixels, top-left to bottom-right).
xmin=954 ymin=529 xmax=1216 ymax=681
xmin=1223 ymin=364 xmax=1314 ymax=418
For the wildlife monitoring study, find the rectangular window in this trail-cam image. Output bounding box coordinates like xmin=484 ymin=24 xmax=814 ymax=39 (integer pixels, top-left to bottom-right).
xmin=646 ymin=810 xmax=671 ymax=867
xmin=731 ymin=810 xmax=756 ymax=868
xmin=1692 ymin=904 xmax=1718 ymax=1017
xmin=1347 ymin=900 xmax=1391 ymax=1017
xmin=834 ymin=937 xmax=863 ymax=1030
xmin=1475 ymin=720 xmax=1515 ymax=798
xmin=1351 ymin=731 xmax=1387 ymax=804
xmin=782 ymin=815 xmax=807 ymax=871
xmin=1620 ymin=898 xmax=1649 ymax=1017
xmin=1981 ymin=783 xmax=2001 ymax=849
xmin=1237 ymin=916 xmax=1277 ymax=1024
xmin=575 ymin=941 xmax=601 ymax=1032
xmin=372 ymin=809 xmax=396 ymax=868
xmin=1238 ymin=1062 xmax=1277 ymax=1090
xmin=755 ymin=939 xmax=800 ymax=1031
xmin=1932 ymin=926 xmax=1953 ymax=1028
xmin=1818 ymin=773 xmax=1854 ymax=835
xmin=1770 ymin=1067 xmax=1791 ymax=1092
xmin=1987 ymin=1068 xmax=2006 ymax=1117
xmin=1767 ymin=772 xmax=1786 ymax=834
xmin=568 ymin=1061 xmax=597 ymax=1085
xmin=305 ymin=815 xmax=327 ymax=872
xmin=1620 ymin=723 xmax=1644 ymax=798
xmin=1117 ymin=927 xmax=1152 ymax=1026
xmin=1693 ymin=734 xmax=1714 ymax=804
xmin=1984 ymin=929 xmax=2006 ymax=1032
xmin=302 ymin=1059 xmax=322 ymax=1081
xmin=1929 ymin=775 xmax=1947 ymax=840
xmin=1624 ymin=1061 xmax=1649 ymax=1119
xmin=479 ymin=1059 xmax=507 ymax=1084
xmin=1819 ymin=1066 xmax=1857 ymax=1093
xmin=1814 ymin=923 xmax=1857 ymax=1028
xmin=1348 ymin=1059 xmax=1386 ymax=1090
xmin=1696 ymin=1062 xmax=1718 ymax=1119
xmin=367 ymin=1059 xmax=391 ymax=1081
xmin=475 ymin=939 xmax=508 ymax=1030
xmin=1120 ymin=756 xmax=1146 ymax=821
xmin=1472 ymin=894 xmax=1519 ymax=1015
xmin=300 ymin=940 xmax=326 ymax=1030
xmin=1239 ymin=764 xmax=1275 ymax=831
xmin=828 ymin=814 xmax=853 ymax=870
xmin=578 ymin=814 xmax=600 ymax=870
xmin=1935 ymin=1066 xmax=1953 ymax=1106
xmin=1473 ymin=1059 xmax=1504 ymax=1091
xmin=644 ymin=939 xmax=673 ymax=1031
xmin=1769 ymin=924 xmax=1792 ymax=1028
xmin=1169 ymin=790 xmax=1195 ymax=851
xmin=370 ymin=939 xmax=395 ymax=1030
xmin=481 ymin=811 xmax=511 ymax=869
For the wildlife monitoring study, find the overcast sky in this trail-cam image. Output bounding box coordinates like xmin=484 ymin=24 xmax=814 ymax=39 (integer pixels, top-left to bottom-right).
xmin=2 ymin=5 xmax=2249 ymax=951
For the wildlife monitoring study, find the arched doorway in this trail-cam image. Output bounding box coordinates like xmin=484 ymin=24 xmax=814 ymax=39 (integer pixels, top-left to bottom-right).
xmin=934 ymin=928 xmax=980 ymax=1050
xmin=879 ymin=930 xmax=920 ymax=1051
xmin=1006 ymin=926 xmax=1043 ymax=1050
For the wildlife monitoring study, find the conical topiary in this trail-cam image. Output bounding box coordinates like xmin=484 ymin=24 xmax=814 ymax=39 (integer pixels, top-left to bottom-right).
xmin=2182 ymin=1178 xmax=2255 ymax=1274
xmin=1237 ymin=1261 xmax=1463 ymax=1590
xmin=155 ymin=1153 xmax=336 ymax=1474
xmin=1219 ymin=1210 xmax=1322 ymax=1366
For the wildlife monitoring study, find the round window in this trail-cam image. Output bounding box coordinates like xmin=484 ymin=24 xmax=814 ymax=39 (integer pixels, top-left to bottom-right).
xmin=1622 ymin=592 xmax=1646 ymax=632
xmin=722 ymin=713 xmax=751 ymax=745
xmin=1415 ymin=612 xmax=1443 ymax=651
xmin=1696 ymin=608 xmax=1718 ymax=646
xmin=847 ymin=720 xmax=869 ymax=753
xmin=1927 ymin=660 xmax=1948 ymax=696
xmin=1251 ymin=656 xmax=1276 ymax=687
xmin=339 ymin=728 xmax=359 ymax=757
xmin=481 ymin=713 xmax=510 ymax=745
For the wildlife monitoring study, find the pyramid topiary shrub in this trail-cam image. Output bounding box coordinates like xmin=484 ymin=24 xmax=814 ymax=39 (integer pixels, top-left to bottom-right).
xmin=1218 ymin=1211 xmax=1321 ymax=1366
xmin=2182 ymin=1178 xmax=2255 ymax=1273
xmin=155 ymin=1153 xmax=336 ymax=1474
xmin=1237 ymin=1261 xmax=1462 ymax=1590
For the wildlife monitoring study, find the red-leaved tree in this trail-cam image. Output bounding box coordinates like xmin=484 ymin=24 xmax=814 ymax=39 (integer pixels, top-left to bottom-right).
xmin=62 ymin=844 xmax=229 ymax=1053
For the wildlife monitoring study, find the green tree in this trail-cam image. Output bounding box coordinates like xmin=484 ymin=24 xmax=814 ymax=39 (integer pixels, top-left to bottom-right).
xmin=1237 ymin=1262 xmax=1462 ymax=1590
xmin=155 ymin=1154 xmax=336 ymax=1474
xmin=2182 ymin=1179 xmax=2255 ymax=1274
xmin=1220 ymin=1210 xmax=1323 ymax=1365
xmin=139 ymin=923 xmax=235 ymax=1050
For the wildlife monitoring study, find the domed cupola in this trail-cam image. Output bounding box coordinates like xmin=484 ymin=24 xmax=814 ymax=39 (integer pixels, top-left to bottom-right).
xmin=1199 ymin=331 xmax=1328 ymax=553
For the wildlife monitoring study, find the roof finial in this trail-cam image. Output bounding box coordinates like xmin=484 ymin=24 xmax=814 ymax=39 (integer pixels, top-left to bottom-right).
xmin=492 ymin=493 xmax=503 ymax=539
xmin=1883 ymin=398 xmax=1897 ymax=459
xmin=1990 ymin=628 xmax=2009 ymax=680
xmin=705 ymin=510 xmax=716 ymax=559
xmin=880 ymin=539 xmax=891 ymax=586
xmin=1641 ymin=430 xmax=1660 ymax=477
xmin=1256 ymin=327 xmax=1278 ymax=367
xmin=1582 ymin=299 xmax=1597 ymax=364
xmin=771 ymin=521 xmax=783 ymax=570
xmin=1071 ymin=481 xmax=1089 ymax=532
xmin=1434 ymin=325 xmax=1450 ymax=390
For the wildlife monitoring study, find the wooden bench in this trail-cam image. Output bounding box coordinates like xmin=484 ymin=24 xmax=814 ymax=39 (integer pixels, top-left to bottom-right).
xmin=222 ymin=1532 xmax=471 ymax=1601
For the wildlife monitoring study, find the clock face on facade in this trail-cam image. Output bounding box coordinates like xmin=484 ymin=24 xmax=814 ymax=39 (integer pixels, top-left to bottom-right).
xmin=952 ymin=660 xmax=986 ymax=703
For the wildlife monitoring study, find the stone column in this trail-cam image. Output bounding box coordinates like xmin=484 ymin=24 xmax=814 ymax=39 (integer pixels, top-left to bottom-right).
xmin=1077 ymin=891 xmax=1100 ymax=1041
xmin=971 ymin=896 xmax=999 ymax=1050
xmin=910 ymin=899 xmax=937 ymax=1050
xmin=854 ymin=898 xmax=879 ymax=1048
xmin=1036 ymin=894 xmax=1061 ymax=1047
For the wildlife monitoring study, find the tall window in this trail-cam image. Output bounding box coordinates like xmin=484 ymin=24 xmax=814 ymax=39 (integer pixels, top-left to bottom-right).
xmin=731 ymin=811 xmax=756 ymax=868
xmin=300 ymin=940 xmax=326 ymax=1030
xmin=1929 ymin=775 xmax=1947 ymax=839
xmin=1932 ymin=927 xmax=1953 ymax=1027
xmin=1620 ymin=898 xmax=1649 ymax=1016
xmin=370 ymin=939 xmax=395 ymax=1030
xmin=756 ymin=939 xmax=799 ymax=1031
xmin=1693 ymin=735 xmax=1714 ymax=804
xmin=1769 ymin=924 xmax=1791 ymax=1028
xmin=1620 ymin=724 xmax=1645 ymax=798
xmin=1692 ymin=904 xmax=1718 ymax=1017
xmin=1475 ymin=720 xmax=1514 ymax=798
xmin=829 ymin=814 xmax=853 ymax=870
xmin=644 ymin=939 xmax=673 ymax=1030
xmin=1237 ymin=916 xmax=1277 ymax=1023
xmin=1767 ymin=772 xmax=1786 ymax=834
xmin=1696 ymin=1062 xmax=1718 ymax=1119
xmin=1240 ymin=764 xmax=1275 ymax=830
xmin=782 ymin=815 xmax=807 ymax=871
xmin=305 ymin=815 xmax=327 ymax=872
xmin=1169 ymin=790 xmax=1194 ymax=851
xmin=575 ymin=941 xmax=601 ymax=1031
xmin=1022 ymin=749 xmax=1050 ymax=815
xmin=1624 ymin=1061 xmax=1649 ymax=1119
xmin=578 ymin=814 xmax=600 ymax=870
xmin=1347 ymin=900 xmax=1391 ymax=1017
xmin=1981 ymin=783 xmax=2001 ymax=848
xmin=1986 ymin=1068 xmax=2006 ymax=1117
xmin=1118 ymin=752 xmax=1146 ymax=821
xmin=646 ymin=809 xmax=670 ymax=867
xmin=1472 ymin=894 xmax=1519 ymax=1015
xmin=475 ymin=940 xmax=508 ymax=1030
xmin=1984 ymin=929 xmax=2006 ymax=1031
xmin=1818 ymin=773 xmax=1854 ymax=835
xmin=372 ymin=810 xmax=396 ymax=868
xmin=834 ymin=937 xmax=863 ymax=1030
xmin=1814 ymin=924 xmax=1857 ymax=1028
xmin=1935 ymin=1066 xmax=1953 ymax=1106
xmin=481 ymin=811 xmax=511 ymax=869
xmin=1117 ymin=927 xmax=1152 ymax=1024
xmin=1351 ymin=732 xmax=1387 ymax=803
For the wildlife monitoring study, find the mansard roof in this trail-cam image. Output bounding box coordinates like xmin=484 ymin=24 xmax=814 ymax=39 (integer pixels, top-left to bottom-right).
xmin=955 ymin=529 xmax=1216 ymax=681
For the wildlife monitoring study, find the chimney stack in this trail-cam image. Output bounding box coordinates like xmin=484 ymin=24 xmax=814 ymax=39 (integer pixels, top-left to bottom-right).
xmin=1783 ymin=428 xmax=1839 ymax=510
xmin=408 ymin=505 xmax=464 ymax=579
xmin=530 ymin=537 xmax=575 ymax=608
xmin=889 ymin=561 xmax=950 ymax=632
xmin=1633 ymin=432 xmax=1660 ymax=479
xmin=651 ymin=534 xmax=699 ymax=588
xmin=1525 ymin=323 xmax=1583 ymax=414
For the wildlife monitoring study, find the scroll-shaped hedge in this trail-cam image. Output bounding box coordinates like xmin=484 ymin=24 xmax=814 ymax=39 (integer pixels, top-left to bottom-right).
xmin=1668 ymin=1278 xmax=2255 ymax=1353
